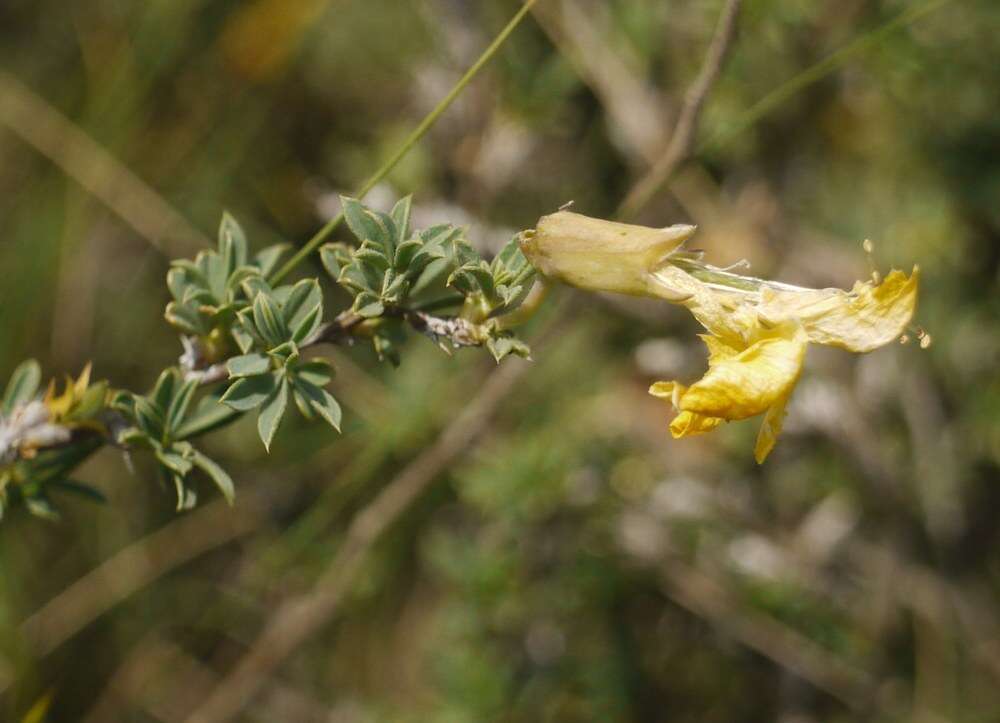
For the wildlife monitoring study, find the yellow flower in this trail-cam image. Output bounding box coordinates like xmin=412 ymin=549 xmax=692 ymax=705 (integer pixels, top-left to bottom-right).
xmin=521 ymin=211 xmax=921 ymax=462
xmin=650 ymin=326 xmax=807 ymax=463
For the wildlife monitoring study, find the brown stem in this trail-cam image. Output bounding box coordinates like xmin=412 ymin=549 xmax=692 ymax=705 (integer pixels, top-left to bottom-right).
xmin=616 ymin=0 xmax=743 ymax=219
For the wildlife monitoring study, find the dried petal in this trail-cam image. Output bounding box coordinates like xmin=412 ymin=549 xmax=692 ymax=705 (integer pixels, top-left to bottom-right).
xmin=757 ymin=267 xmax=919 ymax=352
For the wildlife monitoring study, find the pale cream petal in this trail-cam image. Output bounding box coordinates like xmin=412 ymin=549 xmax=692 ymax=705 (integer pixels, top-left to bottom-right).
xmin=679 ymin=334 xmax=807 ymax=420
xmin=757 ymin=267 xmax=919 ymax=352
xmin=754 ymin=394 xmax=791 ymax=464
xmin=650 ymin=266 xmax=754 ymax=344
xmin=520 ymin=212 xmax=695 ymax=298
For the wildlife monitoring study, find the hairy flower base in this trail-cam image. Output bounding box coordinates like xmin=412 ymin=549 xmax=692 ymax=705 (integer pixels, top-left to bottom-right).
xmin=521 ymin=211 xmax=921 ymax=462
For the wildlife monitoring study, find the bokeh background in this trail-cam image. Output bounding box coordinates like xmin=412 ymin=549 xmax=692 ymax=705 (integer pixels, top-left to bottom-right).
xmin=2 ymin=0 xmax=1000 ymax=720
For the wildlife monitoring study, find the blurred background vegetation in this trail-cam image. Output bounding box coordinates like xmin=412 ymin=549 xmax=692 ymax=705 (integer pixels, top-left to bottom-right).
xmin=2 ymin=0 xmax=999 ymax=720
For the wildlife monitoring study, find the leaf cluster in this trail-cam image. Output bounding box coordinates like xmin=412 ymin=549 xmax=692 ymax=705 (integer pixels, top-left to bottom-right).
xmin=165 ymin=214 xmax=288 ymax=361
xmin=320 ymin=196 xmax=537 ymax=363
xmin=114 ymin=369 xmax=233 ymax=510
xmin=219 ymin=277 xmax=341 ymax=450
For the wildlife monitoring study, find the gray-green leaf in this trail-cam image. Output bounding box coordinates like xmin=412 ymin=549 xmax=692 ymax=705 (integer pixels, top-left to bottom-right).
xmin=220 ymin=373 xmax=277 ymax=411
xmin=293 ymin=377 xmax=342 ymax=431
xmin=227 ymin=354 xmax=271 ymax=378
xmin=2 ymin=359 xmax=41 ymax=415
xmin=257 ymin=376 xmax=289 ymax=451
xmin=192 ymin=450 xmax=235 ymax=505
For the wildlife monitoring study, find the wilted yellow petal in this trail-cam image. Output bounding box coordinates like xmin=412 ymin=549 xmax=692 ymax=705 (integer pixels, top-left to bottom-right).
xmin=699 ymin=333 xmax=740 ymax=363
xmin=669 ymin=410 xmax=723 ymax=437
xmin=757 ymin=267 xmax=919 ymax=352
xmin=754 ymin=393 xmax=791 ymax=463
xmin=680 ymin=334 xmax=807 ymax=420
xmin=651 ymin=265 xmax=761 ymax=345
xmin=651 ymin=381 xmax=723 ymax=437
xmin=520 ymin=212 xmax=696 ymax=298
xmin=649 ymin=380 xmax=685 ymax=409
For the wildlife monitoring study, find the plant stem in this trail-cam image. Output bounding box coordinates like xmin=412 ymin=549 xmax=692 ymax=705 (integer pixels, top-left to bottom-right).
xmin=270 ymin=0 xmax=540 ymax=284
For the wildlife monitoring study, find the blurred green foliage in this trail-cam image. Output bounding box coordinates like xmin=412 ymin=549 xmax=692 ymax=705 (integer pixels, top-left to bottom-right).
xmin=2 ymin=0 xmax=1000 ymax=721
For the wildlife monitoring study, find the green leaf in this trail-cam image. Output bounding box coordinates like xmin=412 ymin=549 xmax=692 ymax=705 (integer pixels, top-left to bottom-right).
xmin=170 ymin=259 xmax=209 ymax=289
xmin=166 ymin=267 xmax=190 ymax=302
xmin=493 ymin=234 xmax=529 ymax=276
xmin=175 ymin=397 xmax=239 ymax=439
xmin=341 ymin=196 xmax=385 ymax=246
xmin=156 ymin=447 xmax=194 ymax=476
xmin=295 ymin=359 xmax=334 ymax=386
xmin=227 ymin=353 xmax=271 ymax=378
xmin=192 ymin=450 xmax=235 ymax=505
xmin=235 ymin=309 xmax=268 ymax=350
xmin=382 ymin=272 xmax=409 ymax=301
xmin=390 ymin=195 xmax=412 ymax=243
xmin=165 ymin=379 xmax=199 ymax=437
xmin=202 ymin=249 xmax=228 ymax=303
xmin=232 ymin=325 xmax=255 ymax=354
xmin=486 ymin=334 xmax=532 ymax=363
xmin=252 ymin=292 xmax=289 ymax=347
xmin=292 ymin=304 xmax=323 ymax=344
xmin=220 ymin=373 xmax=277 ymax=411
xmin=282 ymin=279 xmax=323 ymax=332
xmin=219 ymin=212 xmax=249 ymax=273
xmin=2 ymin=359 xmax=41 ymax=415
xmin=151 ymin=369 xmax=179 ymax=415
xmin=164 ymin=301 xmax=207 ymax=336
xmin=393 ymin=238 xmax=423 ymax=270
xmin=173 ymin=474 xmax=197 ymax=511
xmin=257 ymin=376 xmax=289 ymax=451
xmin=319 ymin=243 xmax=350 ymax=279
xmin=255 ymin=243 xmax=290 ymax=277
xmin=354 ymin=294 xmax=385 ymax=318
xmin=118 ymin=426 xmax=153 ymax=448
xmin=241 ymin=275 xmax=272 ymax=302
xmin=293 ymin=377 xmax=342 ymax=431
xmin=61 ymin=380 xmax=108 ymax=423
xmin=134 ymin=397 xmax=165 ymax=439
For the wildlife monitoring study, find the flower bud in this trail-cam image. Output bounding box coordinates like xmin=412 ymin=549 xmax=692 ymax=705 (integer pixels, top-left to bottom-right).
xmin=519 ymin=211 xmax=695 ymax=298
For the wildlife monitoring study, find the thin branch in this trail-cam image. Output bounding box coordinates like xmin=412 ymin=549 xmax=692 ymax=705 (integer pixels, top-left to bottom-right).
xmin=0 ymin=71 xmax=210 ymax=257
xmin=270 ymin=0 xmax=542 ymax=284
xmin=617 ymin=0 xmax=743 ymax=219
xmin=184 ymin=353 xmax=537 ymax=723
xmin=530 ymin=0 xmax=667 ymax=165
xmin=180 ymin=307 xmax=485 ymax=385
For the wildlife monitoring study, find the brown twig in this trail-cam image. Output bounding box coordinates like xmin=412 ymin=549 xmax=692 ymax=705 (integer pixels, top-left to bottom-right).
xmin=617 ymin=0 xmax=743 ymax=219
xmin=181 ymin=307 xmax=486 ymax=385
xmin=0 ymin=71 xmax=209 ymax=257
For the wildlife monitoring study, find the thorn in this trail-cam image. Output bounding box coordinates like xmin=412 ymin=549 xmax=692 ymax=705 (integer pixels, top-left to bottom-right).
xmin=558 ymin=200 xmax=575 ymax=211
